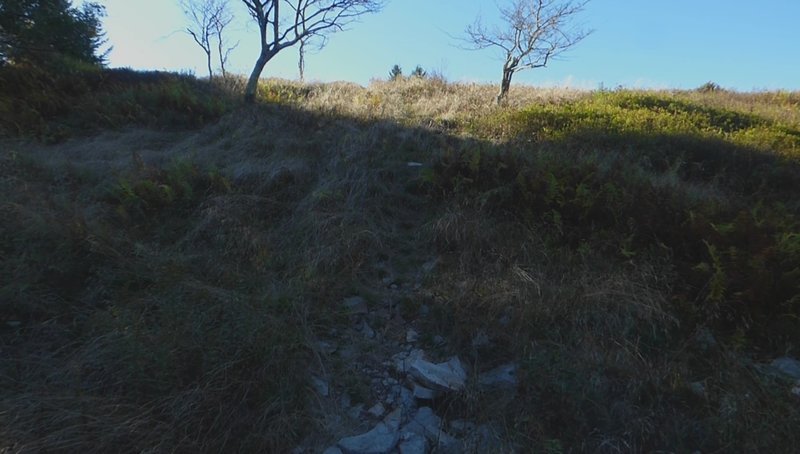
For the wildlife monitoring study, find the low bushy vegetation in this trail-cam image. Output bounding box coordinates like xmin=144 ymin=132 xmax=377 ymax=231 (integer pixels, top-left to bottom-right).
xmin=435 ymin=90 xmax=800 ymax=347
xmin=0 ymin=65 xmax=236 ymax=141
xmin=2 ymin=69 xmax=799 ymax=452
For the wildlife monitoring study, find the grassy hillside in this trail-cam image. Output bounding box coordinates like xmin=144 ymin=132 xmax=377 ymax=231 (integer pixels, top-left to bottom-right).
xmin=1 ymin=67 xmax=799 ymax=452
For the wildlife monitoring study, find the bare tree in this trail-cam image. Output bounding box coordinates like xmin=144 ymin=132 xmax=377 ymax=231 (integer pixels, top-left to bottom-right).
xmin=211 ymin=3 xmax=238 ymax=77
xmin=465 ymin=0 xmax=592 ymax=104
xmin=180 ymin=0 xmax=235 ymax=79
xmin=240 ymin=0 xmax=385 ymax=102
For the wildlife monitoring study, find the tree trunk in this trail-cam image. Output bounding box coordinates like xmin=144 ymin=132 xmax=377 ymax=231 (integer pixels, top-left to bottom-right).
xmin=244 ymin=51 xmax=271 ymax=103
xmin=217 ymin=37 xmax=227 ymax=77
xmin=496 ymin=67 xmax=514 ymax=104
xmin=206 ymin=50 xmax=213 ymax=80
xmin=298 ymin=39 xmax=306 ymax=81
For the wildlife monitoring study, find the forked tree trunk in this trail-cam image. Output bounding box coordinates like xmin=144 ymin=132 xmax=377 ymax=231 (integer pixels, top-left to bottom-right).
xmin=217 ymin=37 xmax=227 ymax=77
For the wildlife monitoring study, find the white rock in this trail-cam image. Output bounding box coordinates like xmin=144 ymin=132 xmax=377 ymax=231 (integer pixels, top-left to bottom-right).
xmin=383 ymin=407 xmax=403 ymax=432
xmin=412 ymin=383 xmax=439 ymax=400
xmin=403 ymin=407 xmax=441 ymax=439
xmin=771 ymin=357 xmax=800 ymax=379
xmin=398 ymin=432 xmax=428 ymax=454
xmin=409 ymin=356 xmax=467 ymax=392
xmin=393 ymin=349 xmax=425 ymax=374
xmin=394 ymin=386 xmax=416 ymax=412
xmin=311 ymin=375 xmax=330 ymax=397
xmin=406 ymin=328 xmax=420 ymax=343
xmin=478 ymin=363 xmax=518 ymax=388
xmin=338 ymin=423 xmax=400 ymax=454
xmin=368 ymin=403 xmax=386 ymax=418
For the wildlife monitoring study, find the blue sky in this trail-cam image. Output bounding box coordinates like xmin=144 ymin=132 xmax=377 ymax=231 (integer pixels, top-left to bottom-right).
xmin=99 ymin=0 xmax=800 ymax=90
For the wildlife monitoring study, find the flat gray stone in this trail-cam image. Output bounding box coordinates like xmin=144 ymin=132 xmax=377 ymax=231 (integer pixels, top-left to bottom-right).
xmin=404 ymin=407 xmax=441 ymax=439
xmin=323 ymin=447 xmax=344 ymax=454
xmin=409 ymin=356 xmax=467 ymax=392
xmin=393 ymin=349 xmax=425 ymax=374
xmin=406 ymin=328 xmax=420 ymax=343
xmin=383 ymin=407 xmax=403 ymax=432
xmin=338 ymin=423 xmax=400 ymax=454
xmin=368 ymin=403 xmax=386 ymax=418
xmin=412 ymin=383 xmax=439 ymax=400
xmin=394 ymin=386 xmax=416 ymax=411
xmin=772 ymin=357 xmax=800 ymax=379
xmin=478 ymin=363 xmax=518 ymax=388
xmin=398 ymin=432 xmax=428 ymax=454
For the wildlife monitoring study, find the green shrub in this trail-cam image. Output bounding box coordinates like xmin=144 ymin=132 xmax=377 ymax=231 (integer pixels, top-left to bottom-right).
xmin=429 ymin=139 xmax=800 ymax=347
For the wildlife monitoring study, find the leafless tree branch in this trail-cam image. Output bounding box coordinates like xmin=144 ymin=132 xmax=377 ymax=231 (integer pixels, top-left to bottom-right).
xmin=179 ymin=0 xmax=236 ymax=79
xmin=241 ymin=0 xmax=385 ymax=102
xmin=464 ymin=0 xmax=592 ymax=103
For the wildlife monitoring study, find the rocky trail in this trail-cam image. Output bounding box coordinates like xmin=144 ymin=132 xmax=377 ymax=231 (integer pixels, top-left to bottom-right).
xmin=293 ymin=252 xmax=519 ymax=454
xmin=291 ymin=226 xmax=800 ymax=454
